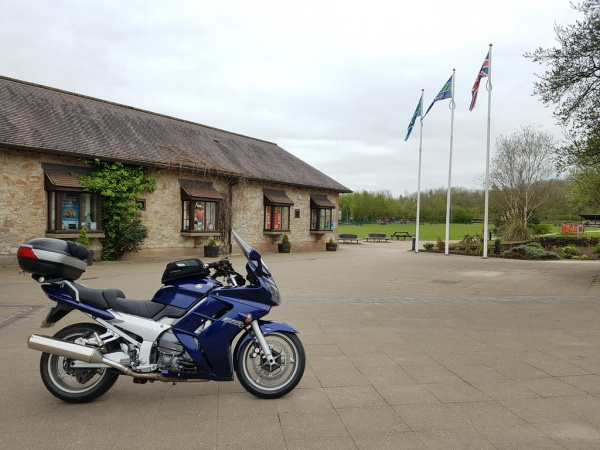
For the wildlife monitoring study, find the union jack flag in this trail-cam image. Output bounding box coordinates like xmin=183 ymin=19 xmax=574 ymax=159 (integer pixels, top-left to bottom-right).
xmin=469 ymin=52 xmax=489 ymax=111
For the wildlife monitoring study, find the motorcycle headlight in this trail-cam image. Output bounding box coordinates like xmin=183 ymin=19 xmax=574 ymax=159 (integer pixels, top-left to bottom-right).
xmin=266 ymin=280 xmax=281 ymax=305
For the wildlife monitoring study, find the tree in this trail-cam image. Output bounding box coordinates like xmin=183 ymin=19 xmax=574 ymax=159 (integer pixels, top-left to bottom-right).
xmin=490 ymin=126 xmax=559 ymax=241
xmin=77 ymin=159 xmax=157 ymax=260
xmin=525 ymin=0 xmax=600 ymax=166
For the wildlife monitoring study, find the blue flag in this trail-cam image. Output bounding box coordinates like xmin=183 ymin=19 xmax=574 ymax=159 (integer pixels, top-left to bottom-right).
xmin=405 ymin=94 xmax=423 ymax=141
xmin=423 ymin=75 xmax=453 ymax=118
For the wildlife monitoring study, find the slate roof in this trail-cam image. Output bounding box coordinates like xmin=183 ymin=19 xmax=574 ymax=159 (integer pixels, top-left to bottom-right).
xmin=0 ymin=76 xmax=350 ymax=193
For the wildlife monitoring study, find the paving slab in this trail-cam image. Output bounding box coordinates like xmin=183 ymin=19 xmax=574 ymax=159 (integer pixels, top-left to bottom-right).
xmin=1 ymin=241 xmax=600 ymax=448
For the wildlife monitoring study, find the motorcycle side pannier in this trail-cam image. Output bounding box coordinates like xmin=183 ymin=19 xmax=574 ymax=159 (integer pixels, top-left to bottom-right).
xmin=17 ymin=238 xmax=88 ymax=281
xmin=161 ymin=258 xmax=209 ymax=284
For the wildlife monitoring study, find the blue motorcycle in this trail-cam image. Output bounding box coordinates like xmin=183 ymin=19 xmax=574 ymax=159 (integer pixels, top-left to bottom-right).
xmin=19 ymin=231 xmax=305 ymax=403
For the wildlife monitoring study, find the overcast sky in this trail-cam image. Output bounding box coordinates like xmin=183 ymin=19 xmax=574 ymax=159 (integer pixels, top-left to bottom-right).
xmin=1 ymin=0 xmax=581 ymax=196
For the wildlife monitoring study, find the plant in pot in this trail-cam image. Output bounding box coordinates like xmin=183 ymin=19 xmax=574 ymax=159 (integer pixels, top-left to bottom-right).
xmin=326 ymin=237 xmax=337 ymax=251
xmin=204 ymin=238 xmax=219 ymax=258
xmin=77 ymin=226 xmax=94 ymax=265
xmin=278 ymin=234 xmax=291 ymax=253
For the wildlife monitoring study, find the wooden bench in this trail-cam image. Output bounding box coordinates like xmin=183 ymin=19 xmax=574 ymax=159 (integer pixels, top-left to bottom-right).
xmin=338 ymin=233 xmax=360 ymax=243
xmin=363 ymin=233 xmax=390 ymax=242
xmin=391 ymin=231 xmax=413 ymax=241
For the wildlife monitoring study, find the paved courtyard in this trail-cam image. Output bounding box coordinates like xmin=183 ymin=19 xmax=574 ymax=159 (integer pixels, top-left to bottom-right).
xmin=2 ymin=241 xmax=600 ymax=449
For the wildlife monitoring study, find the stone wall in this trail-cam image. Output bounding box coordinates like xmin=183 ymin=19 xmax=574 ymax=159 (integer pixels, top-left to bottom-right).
xmin=0 ymin=149 xmax=80 ymax=259
xmin=0 ymin=148 xmax=340 ymax=263
xmin=231 ymin=180 xmax=339 ymax=253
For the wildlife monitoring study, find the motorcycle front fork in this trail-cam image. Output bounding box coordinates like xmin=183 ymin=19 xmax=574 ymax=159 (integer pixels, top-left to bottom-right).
xmin=250 ymin=321 xmax=276 ymax=366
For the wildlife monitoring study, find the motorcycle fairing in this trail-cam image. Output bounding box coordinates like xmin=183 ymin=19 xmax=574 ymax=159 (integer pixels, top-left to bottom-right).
xmin=169 ymin=292 xmax=272 ymax=380
xmin=236 ymin=320 xmax=299 ymax=350
xmin=151 ymin=278 xmax=221 ymax=309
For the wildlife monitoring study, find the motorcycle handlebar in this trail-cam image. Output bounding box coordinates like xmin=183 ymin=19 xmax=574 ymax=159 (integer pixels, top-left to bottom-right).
xmin=205 ymin=258 xmax=232 ymax=271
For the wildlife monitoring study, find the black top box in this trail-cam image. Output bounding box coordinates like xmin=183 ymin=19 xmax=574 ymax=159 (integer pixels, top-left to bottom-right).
xmin=17 ymin=238 xmax=89 ymax=280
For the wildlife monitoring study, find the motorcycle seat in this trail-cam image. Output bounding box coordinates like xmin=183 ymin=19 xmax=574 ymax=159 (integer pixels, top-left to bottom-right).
xmin=70 ymin=283 xmax=165 ymax=319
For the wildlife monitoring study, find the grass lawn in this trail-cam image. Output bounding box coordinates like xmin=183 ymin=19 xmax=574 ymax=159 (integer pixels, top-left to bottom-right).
xmin=338 ymin=223 xmax=600 ymax=242
xmin=338 ymin=223 xmax=494 ymax=241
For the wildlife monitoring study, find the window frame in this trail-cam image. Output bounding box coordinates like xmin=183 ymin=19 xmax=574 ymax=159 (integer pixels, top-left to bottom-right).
xmin=181 ymin=199 xmax=219 ymax=232
xmin=44 ymin=168 xmax=103 ymax=234
xmin=309 ymin=195 xmax=335 ymax=232
xmin=263 ymin=189 xmax=294 ymax=233
xmin=180 ymin=181 xmax=223 ymax=234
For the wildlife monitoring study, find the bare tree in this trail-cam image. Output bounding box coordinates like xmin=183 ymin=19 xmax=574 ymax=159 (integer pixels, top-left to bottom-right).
xmin=491 ymin=126 xmax=559 ymax=241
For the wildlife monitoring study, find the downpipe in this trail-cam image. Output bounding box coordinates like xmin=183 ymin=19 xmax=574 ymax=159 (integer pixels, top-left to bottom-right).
xmin=27 ymin=334 xmax=208 ymax=383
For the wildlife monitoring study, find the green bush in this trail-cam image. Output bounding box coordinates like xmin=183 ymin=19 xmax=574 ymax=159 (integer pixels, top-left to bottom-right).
xmin=101 ymin=219 xmax=147 ymax=260
xmin=77 ymin=227 xmax=90 ymax=248
xmin=593 ymin=243 xmax=600 ymax=255
xmin=528 ymin=223 xmax=553 ymax=235
xmin=562 ymin=245 xmax=581 ymax=259
xmin=527 ymin=241 xmax=543 ymax=248
xmin=493 ymin=239 xmax=501 ymax=255
xmin=423 ymin=242 xmax=434 ymax=251
xmin=502 ymin=245 xmax=561 ymax=260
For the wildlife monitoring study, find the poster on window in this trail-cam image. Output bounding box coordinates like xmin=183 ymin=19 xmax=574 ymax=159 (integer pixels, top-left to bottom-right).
xmin=62 ymin=195 xmax=79 ymax=230
xmin=274 ymin=206 xmax=282 ymax=230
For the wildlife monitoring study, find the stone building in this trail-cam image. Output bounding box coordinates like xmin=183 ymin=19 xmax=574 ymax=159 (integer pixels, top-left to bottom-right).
xmin=0 ymin=76 xmax=350 ymax=263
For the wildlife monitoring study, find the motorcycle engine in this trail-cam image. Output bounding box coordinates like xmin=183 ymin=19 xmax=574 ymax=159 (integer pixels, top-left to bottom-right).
xmin=156 ymin=330 xmax=196 ymax=372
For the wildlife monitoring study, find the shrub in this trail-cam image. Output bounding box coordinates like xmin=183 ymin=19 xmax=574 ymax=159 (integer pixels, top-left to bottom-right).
xmin=436 ymin=237 xmax=445 ymax=252
xmin=527 ymin=241 xmax=543 ymax=248
xmin=76 ymin=159 xmax=157 ymax=260
xmin=562 ymin=245 xmax=581 ymax=259
xmin=281 ymin=234 xmax=291 ymax=246
xmin=493 ymin=239 xmax=501 ymax=255
xmin=101 ymin=219 xmax=147 ymax=260
xmin=502 ymin=245 xmax=561 ymax=260
xmin=528 ymin=223 xmax=553 ymax=235
xmin=423 ymin=242 xmax=434 ymax=251
xmin=77 ymin=227 xmax=90 ymax=248
xmin=594 ymin=243 xmax=600 ymax=255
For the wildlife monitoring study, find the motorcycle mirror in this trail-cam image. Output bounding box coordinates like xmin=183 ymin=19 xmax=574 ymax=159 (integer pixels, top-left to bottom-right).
xmin=248 ymin=249 xmax=261 ymax=262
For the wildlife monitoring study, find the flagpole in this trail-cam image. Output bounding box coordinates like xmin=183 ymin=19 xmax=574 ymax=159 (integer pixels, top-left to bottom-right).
xmin=483 ymin=44 xmax=493 ymax=258
xmin=444 ymin=69 xmax=456 ymax=255
xmin=415 ymin=89 xmax=424 ymax=253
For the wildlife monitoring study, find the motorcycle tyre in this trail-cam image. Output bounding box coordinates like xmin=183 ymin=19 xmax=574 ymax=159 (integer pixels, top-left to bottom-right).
xmin=39 ymin=323 xmax=120 ymax=404
xmin=235 ymin=331 xmax=305 ymax=399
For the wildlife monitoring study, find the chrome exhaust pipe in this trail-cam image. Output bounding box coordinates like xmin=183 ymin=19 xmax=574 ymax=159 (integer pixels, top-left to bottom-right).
xmin=28 ymin=333 xmax=106 ymax=364
xmin=27 ymin=334 xmax=208 ymax=383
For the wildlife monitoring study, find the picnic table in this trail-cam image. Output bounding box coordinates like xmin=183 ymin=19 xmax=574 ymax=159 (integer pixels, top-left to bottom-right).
xmin=391 ymin=231 xmax=413 ymax=241
xmin=363 ymin=233 xmax=390 ymax=242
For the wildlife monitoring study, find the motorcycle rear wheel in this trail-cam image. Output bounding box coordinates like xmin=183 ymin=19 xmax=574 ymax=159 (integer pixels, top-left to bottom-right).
xmin=235 ymin=331 xmax=305 ymax=399
xmin=39 ymin=323 xmax=120 ymax=403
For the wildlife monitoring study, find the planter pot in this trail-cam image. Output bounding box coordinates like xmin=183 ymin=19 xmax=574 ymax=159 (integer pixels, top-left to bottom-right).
xmin=278 ymin=244 xmax=291 ymax=253
xmin=326 ymin=243 xmax=338 ymax=251
xmin=204 ymin=246 xmax=219 ymax=258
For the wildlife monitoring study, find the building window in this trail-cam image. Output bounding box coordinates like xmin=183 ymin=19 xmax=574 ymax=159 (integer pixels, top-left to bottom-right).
xmin=182 ymin=200 xmax=218 ymax=231
xmin=44 ymin=166 xmax=102 ymax=233
xmin=180 ymin=180 xmax=223 ymax=232
xmin=47 ymin=192 xmax=102 ymax=232
xmin=263 ymin=189 xmax=294 ymax=232
xmin=310 ymin=195 xmax=336 ymax=231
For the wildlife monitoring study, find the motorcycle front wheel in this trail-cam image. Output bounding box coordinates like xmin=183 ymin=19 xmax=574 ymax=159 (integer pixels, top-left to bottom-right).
xmin=235 ymin=331 xmax=305 ymax=399
xmin=39 ymin=323 xmax=120 ymax=403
